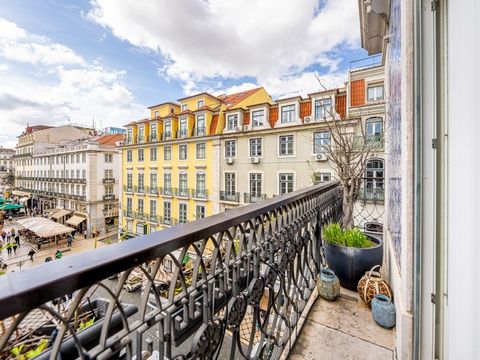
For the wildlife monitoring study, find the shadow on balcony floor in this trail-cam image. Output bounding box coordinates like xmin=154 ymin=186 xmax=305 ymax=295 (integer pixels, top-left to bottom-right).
xmin=290 ymin=288 xmax=394 ymax=360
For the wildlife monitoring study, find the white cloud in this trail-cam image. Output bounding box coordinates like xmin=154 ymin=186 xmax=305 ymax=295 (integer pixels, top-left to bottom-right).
xmin=0 ymin=18 xmax=145 ymax=148
xmin=88 ymin=0 xmax=359 ymax=96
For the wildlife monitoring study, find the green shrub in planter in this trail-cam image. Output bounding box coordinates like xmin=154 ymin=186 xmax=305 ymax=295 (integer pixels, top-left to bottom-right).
xmin=323 ymin=223 xmax=375 ymax=248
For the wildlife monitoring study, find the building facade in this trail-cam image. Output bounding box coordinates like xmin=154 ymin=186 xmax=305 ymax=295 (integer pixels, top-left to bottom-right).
xmin=120 ymin=68 xmax=385 ymax=238
xmin=0 ymin=146 xmax=15 ymax=191
xmin=14 ymin=125 xmax=122 ymax=236
xmin=120 ymin=88 xmax=273 ymax=237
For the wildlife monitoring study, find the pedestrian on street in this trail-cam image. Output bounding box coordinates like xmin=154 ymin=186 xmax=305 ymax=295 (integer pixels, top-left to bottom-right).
xmin=67 ymin=235 xmax=73 ymax=247
xmin=83 ymin=230 xmax=87 ymax=240
xmin=15 ymin=234 xmax=20 ymax=246
xmin=28 ymin=249 xmax=35 ymax=261
xmin=1 ymin=231 xmax=5 ymax=242
xmin=12 ymin=243 xmax=17 ymax=255
xmin=55 ymin=250 xmax=62 ymax=260
xmin=6 ymin=242 xmax=12 ymax=255
xmin=5 ymin=231 xmax=10 ymax=242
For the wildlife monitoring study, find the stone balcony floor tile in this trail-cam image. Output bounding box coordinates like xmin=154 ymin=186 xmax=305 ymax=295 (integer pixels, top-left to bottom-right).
xmin=290 ymin=288 xmax=394 ymax=360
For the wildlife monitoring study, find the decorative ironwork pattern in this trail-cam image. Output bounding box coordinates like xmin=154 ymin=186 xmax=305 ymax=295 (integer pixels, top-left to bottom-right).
xmin=0 ymin=182 xmax=342 ymax=360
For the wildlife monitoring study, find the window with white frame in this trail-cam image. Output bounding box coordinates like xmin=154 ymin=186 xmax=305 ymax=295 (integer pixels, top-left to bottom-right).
xmin=314 ymin=98 xmax=332 ymax=119
xmin=127 ymin=150 xmax=132 ymax=162
xmin=151 ymin=124 xmax=157 ymax=140
xmin=225 ymin=173 xmax=236 ymax=195
xmin=196 ymin=143 xmax=206 ymax=159
xmin=196 ymin=115 xmax=205 ymax=136
xmin=196 ymin=173 xmax=206 ymax=197
xmin=179 ymin=173 xmax=188 ymax=196
xmin=127 ymin=128 xmax=133 ymax=143
xmin=104 ymin=153 xmax=113 ymax=163
xmin=250 ymin=173 xmax=262 ymax=197
xmin=150 ymin=200 xmax=157 ymax=217
xmin=138 ymin=198 xmax=144 ymax=214
xmin=179 ymin=203 xmax=187 ymax=223
xmin=181 ymin=104 xmax=187 ymax=111
xmin=367 ymin=84 xmax=384 ymax=101
xmin=365 ymin=159 xmax=384 ymax=189
xmin=105 ymin=185 xmax=113 ymax=196
xmin=279 ymin=135 xmax=294 ymax=156
xmin=150 ymin=172 xmax=157 ymax=188
xmin=179 ymin=118 xmax=187 ymax=138
xmin=179 ymin=144 xmax=187 ymax=160
xmin=164 ymin=146 xmax=171 ymax=160
xmin=313 ymin=172 xmax=331 ymax=184
xmin=164 ymin=121 xmax=171 ymax=138
xmin=127 ymin=173 xmax=133 ymax=190
xmin=138 ymin=149 xmax=144 ymax=162
xmin=163 ymin=201 xmax=171 ymax=222
xmin=313 ymin=131 xmax=331 ymax=153
xmin=225 ymin=140 xmax=236 ymax=157
xmin=227 ymin=114 xmax=239 ymax=130
xmin=197 ymin=99 xmax=204 ymax=109
xmin=279 ymin=173 xmax=294 ymax=194
xmin=150 ymin=147 xmax=157 ymax=161
xmin=252 ymin=110 xmax=265 ymax=127
xmin=249 ymin=138 xmax=262 ymax=157
xmin=104 ymin=169 xmax=113 ymax=180
xmin=126 ymin=197 xmax=132 ymax=213
xmin=138 ymin=173 xmax=144 ymax=191
xmin=365 ymin=117 xmax=383 ymax=141
xmin=195 ymin=205 xmax=205 ymax=219
xmin=154 ymin=111 xmax=159 ymax=118
xmin=138 ymin=126 xmax=144 ymax=142
xmin=280 ymin=104 xmax=296 ymax=123
xmin=164 ymin=173 xmax=172 ymax=193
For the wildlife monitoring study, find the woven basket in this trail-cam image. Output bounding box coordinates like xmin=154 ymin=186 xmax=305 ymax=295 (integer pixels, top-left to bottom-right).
xmin=357 ymin=265 xmax=392 ymax=307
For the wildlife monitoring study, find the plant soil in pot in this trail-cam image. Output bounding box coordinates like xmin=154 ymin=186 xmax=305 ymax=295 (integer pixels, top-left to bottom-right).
xmin=322 ymin=224 xmax=383 ymax=291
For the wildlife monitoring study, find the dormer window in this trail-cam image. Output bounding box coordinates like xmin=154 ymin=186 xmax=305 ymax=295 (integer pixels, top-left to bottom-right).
xmin=197 ymin=100 xmax=204 ymax=109
xmin=181 ymin=104 xmax=187 ymax=111
xmin=367 ymin=84 xmax=384 ymax=101
xmin=179 ymin=118 xmax=187 ymax=138
xmin=196 ymin=115 xmax=205 ymax=136
xmin=154 ymin=111 xmax=159 ymax=118
xmin=227 ymin=114 xmax=239 ymax=130
xmin=252 ymin=110 xmax=265 ymax=127
xmin=138 ymin=126 xmax=144 ymax=143
xmin=164 ymin=121 xmax=171 ymax=139
xmin=281 ymin=104 xmax=296 ymax=123
xmin=314 ymin=98 xmax=332 ymax=119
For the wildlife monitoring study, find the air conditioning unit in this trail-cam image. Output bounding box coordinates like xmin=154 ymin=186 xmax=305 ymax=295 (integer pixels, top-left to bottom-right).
xmin=304 ymin=117 xmax=311 ymax=123
xmin=234 ymin=126 xmax=241 ymax=132
xmin=250 ymin=157 xmax=260 ymax=164
xmin=225 ymin=157 xmax=234 ymax=165
xmin=243 ymin=125 xmax=250 ymax=131
xmin=316 ymin=153 xmax=327 ymax=161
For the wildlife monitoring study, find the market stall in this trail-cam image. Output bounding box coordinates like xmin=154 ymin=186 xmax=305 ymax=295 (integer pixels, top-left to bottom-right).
xmin=16 ymin=217 xmax=74 ymax=249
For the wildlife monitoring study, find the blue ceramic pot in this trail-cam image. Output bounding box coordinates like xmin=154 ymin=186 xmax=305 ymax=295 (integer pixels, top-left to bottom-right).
xmin=372 ymin=294 xmax=396 ymax=328
xmin=318 ymin=268 xmax=340 ymax=301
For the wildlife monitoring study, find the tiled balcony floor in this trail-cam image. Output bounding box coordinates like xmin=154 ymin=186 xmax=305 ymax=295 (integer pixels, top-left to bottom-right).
xmin=290 ymin=288 xmax=394 ymax=360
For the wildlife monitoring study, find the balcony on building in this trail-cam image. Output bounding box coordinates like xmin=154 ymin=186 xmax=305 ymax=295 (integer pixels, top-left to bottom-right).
xmin=244 ymin=192 xmax=267 ymax=203
xmin=102 ymin=177 xmax=116 ymax=184
xmin=0 ymin=183 xmax=393 ymax=359
xmin=220 ymin=190 xmax=240 ymax=202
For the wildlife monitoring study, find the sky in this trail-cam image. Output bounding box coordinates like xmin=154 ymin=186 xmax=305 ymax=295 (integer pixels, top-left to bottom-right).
xmin=0 ymin=0 xmax=367 ymax=148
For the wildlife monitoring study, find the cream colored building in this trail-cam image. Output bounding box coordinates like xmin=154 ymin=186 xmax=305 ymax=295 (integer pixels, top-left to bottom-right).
xmin=0 ymin=146 xmax=15 ymax=190
xmin=219 ymin=66 xmax=386 ymax=233
xmin=14 ymin=125 xmax=122 ymax=236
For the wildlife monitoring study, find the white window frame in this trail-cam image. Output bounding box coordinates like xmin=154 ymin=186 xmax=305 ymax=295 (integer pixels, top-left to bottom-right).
xmin=227 ymin=113 xmax=239 ymax=131
xmin=196 ymin=142 xmax=206 ymax=159
xmin=366 ymin=83 xmax=384 ymax=102
xmin=251 ymin=109 xmax=265 ymax=128
xmin=278 ymin=172 xmax=295 ymax=195
xmin=313 ymin=131 xmax=331 ymax=154
xmin=280 ymin=104 xmax=296 ymax=124
xmin=278 ymin=134 xmax=295 ymax=157
xmin=179 ymin=144 xmax=187 ymax=160
xmin=197 ymin=99 xmax=204 ymax=109
xmin=249 ymin=138 xmax=262 ymax=157
xmin=314 ymin=98 xmax=332 ymax=119
xmin=225 ymin=140 xmax=236 ymax=158
xmin=181 ymin=104 xmax=187 ymax=111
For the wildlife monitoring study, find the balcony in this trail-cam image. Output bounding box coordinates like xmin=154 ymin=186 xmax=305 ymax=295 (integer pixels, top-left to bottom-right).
xmin=149 ymin=134 xmax=158 ymax=142
xmin=177 ymin=187 xmax=190 ymax=198
xmin=162 ymin=132 xmax=173 ymax=141
xmin=147 ymin=186 xmax=159 ymax=195
xmin=103 ymin=194 xmax=116 ymax=201
xmin=103 ymin=178 xmax=116 ymax=184
xmin=103 ymin=208 xmax=118 ymax=217
xmin=193 ymin=127 xmax=206 ymax=137
xmin=191 ymin=188 xmax=208 ymax=199
xmin=123 ymin=209 xmax=133 ymax=218
xmin=357 ymin=186 xmax=385 ymax=202
xmin=161 ymin=187 xmax=173 ymax=196
xmin=0 ymin=183 xmax=350 ymax=359
xmin=176 ymin=129 xmax=188 ymax=139
xmin=244 ymin=192 xmax=267 ymax=203
xmin=220 ymin=191 xmax=240 ymax=202
xmin=123 ymin=185 xmax=133 ymax=193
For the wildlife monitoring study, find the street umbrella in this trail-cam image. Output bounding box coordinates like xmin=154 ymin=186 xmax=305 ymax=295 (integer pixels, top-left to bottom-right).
xmin=0 ymin=203 xmax=23 ymax=211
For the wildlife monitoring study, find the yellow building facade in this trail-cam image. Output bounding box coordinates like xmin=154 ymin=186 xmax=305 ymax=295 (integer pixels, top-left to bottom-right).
xmin=120 ymin=88 xmax=273 ymax=237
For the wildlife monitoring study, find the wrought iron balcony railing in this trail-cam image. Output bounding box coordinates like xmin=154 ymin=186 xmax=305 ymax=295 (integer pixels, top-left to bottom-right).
xmin=193 ymin=127 xmax=206 ymax=137
xmin=0 ymin=182 xmax=342 ymax=360
xmin=103 ymin=194 xmax=115 ymax=201
xmin=357 ymin=187 xmax=385 ymax=202
xmin=102 ymin=178 xmax=115 ymax=184
xmin=191 ymin=188 xmax=207 ymax=199
xmin=220 ymin=191 xmax=240 ymax=202
xmin=244 ymin=192 xmax=267 ymax=203
xmin=177 ymin=187 xmax=189 ymax=198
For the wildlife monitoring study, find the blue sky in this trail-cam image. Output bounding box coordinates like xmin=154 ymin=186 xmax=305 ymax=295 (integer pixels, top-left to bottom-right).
xmin=0 ymin=0 xmax=367 ymax=147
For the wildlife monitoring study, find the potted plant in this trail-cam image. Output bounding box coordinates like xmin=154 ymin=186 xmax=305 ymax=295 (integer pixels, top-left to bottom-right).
xmin=322 ymin=223 xmax=383 ymax=290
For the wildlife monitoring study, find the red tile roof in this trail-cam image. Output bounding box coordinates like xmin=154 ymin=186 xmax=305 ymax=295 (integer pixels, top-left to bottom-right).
xmin=193 ymin=105 xmax=215 ymax=112
xmin=96 ymin=134 xmax=124 ymax=145
xmin=222 ymin=88 xmax=260 ymax=109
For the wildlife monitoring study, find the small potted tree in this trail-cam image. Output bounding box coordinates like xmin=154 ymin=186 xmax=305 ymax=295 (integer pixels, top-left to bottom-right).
xmin=322 ymin=223 xmax=383 ymax=290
